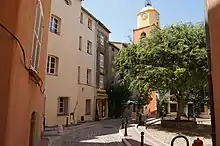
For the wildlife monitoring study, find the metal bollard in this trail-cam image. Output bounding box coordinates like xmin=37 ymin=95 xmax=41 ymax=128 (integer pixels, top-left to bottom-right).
xmin=192 ymin=138 xmax=203 ymax=146
xmin=124 ymin=122 xmax=128 ymax=136
xmin=66 ymin=116 xmax=69 ymax=127
xmin=141 ymin=132 xmax=144 ymax=146
xmin=121 ymin=118 xmax=125 ymax=129
xmin=171 ymin=135 xmax=189 ymax=146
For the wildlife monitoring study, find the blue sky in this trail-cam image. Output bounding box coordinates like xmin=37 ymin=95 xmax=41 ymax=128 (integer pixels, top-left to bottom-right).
xmin=82 ymin=0 xmax=204 ymax=43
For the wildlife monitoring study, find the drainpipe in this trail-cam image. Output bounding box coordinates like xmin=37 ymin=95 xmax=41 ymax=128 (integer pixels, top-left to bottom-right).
xmin=204 ymin=0 xmax=216 ymax=145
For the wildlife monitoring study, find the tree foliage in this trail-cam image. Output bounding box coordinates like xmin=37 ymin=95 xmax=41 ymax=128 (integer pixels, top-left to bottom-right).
xmin=107 ymin=83 xmax=131 ymax=118
xmin=115 ymin=23 xmax=208 ymax=119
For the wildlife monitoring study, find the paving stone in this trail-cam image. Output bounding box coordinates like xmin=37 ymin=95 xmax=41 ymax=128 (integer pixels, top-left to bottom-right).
xmin=58 ymin=119 xmax=124 ymax=146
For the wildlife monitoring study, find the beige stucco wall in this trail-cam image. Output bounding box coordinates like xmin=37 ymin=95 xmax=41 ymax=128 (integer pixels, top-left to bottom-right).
xmin=137 ymin=10 xmax=160 ymax=29
xmin=76 ymin=9 xmax=97 ymax=122
xmin=45 ymin=0 xmax=83 ymax=126
xmin=167 ymin=101 xmax=210 ymax=118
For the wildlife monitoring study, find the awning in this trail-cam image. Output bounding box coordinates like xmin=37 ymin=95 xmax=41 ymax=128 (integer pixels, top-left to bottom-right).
xmin=123 ymin=99 xmax=147 ymax=105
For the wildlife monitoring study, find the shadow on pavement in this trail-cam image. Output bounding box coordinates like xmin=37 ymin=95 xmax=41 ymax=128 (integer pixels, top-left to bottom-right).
xmin=63 ymin=141 xmax=124 ymax=146
xmin=126 ymin=139 xmax=151 ymax=146
xmin=149 ymin=124 xmax=212 ymax=139
xmin=60 ymin=119 xmax=139 ymax=146
xmin=63 ymin=139 xmax=151 ymax=146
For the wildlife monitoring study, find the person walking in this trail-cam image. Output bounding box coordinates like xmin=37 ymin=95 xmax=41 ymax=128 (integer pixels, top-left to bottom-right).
xmin=123 ymin=105 xmax=130 ymax=124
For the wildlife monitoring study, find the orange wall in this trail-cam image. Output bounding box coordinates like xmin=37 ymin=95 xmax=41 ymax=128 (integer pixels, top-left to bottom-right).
xmin=208 ymin=0 xmax=220 ymax=145
xmin=147 ymin=92 xmax=157 ymax=115
xmin=0 ymin=0 xmax=51 ymax=146
xmin=133 ymin=25 xmax=157 ymax=44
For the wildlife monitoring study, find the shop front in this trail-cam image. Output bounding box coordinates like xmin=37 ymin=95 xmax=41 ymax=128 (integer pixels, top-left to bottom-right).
xmin=95 ymin=89 xmax=108 ymax=120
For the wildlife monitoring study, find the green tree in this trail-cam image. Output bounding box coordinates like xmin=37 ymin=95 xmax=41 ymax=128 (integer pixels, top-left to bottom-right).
xmin=107 ymin=83 xmax=131 ymax=118
xmin=115 ymin=23 xmax=207 ymax=120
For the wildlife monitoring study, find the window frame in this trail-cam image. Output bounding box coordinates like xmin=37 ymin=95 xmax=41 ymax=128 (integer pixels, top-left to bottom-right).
xmin=86 ymin=69 xmax=92 ymax=85
xmin=50 ymin=15 xmax=61 ymax=35
xmin=88 ymin=18 xmax=92 ymax=30
xmin=77 ymin=66 xmax=80 ymax=83
xmin=85 ymin=99 xmax=91 ymax=115
xmin=64 ymin=0 xmax=71 ymax=6
xmin=99 ymin=74 xmax=104 ymax=89
xmin=87 ymin=40 xmax=92 ymax=54
xmin=79 ymin=36 xmax=82 ymax=50
xmin=47 ymin=55 xmax=59 ymax=75
xmin=57 ymin=97 xmax=69 ymax=116
xmin=99 ymin=53 xmax=104 ymax=68
xmin=170 ymin=103 xmax=177 ymax=112
xmin=31 ymin=0 xmax=44 ymax=71
xmin=100 ymin=34 xmax=105 ymax=46
xmin=80 ymin=12 xmax=83 ymax=24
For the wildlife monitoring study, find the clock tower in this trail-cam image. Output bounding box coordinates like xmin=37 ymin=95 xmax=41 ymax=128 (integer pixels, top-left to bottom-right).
xmin=133 ymin=0 xmax=160 ymax=44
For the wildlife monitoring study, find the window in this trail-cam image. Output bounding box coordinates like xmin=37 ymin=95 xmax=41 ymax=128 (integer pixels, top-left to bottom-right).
xmin=87 ymin=69 xmax=92 ymax=85
xmin=87 ymin=41 xmax=92 ymax=54
xmin=79 ymin=36 xmax=82 ymax=50
xmin=200 ymin=103 xmax=205 ymax=112
xmin=140 ymin=32 xmax=146 ymax=39
xmin=133 ymin=105 xmax=136 ymax=112
xmin=100 ymin=34 xmax=105 ymax=46
xmin=58 ymin=97 xmax=69 ymax=115
xmin=64 ymin=0 xmax=71 ymax=5
xmin=80 ymin=12 xmax=83 ymax=24
xmin=99 ymin=75 xmax=104 ymax=89
xmin=112 ymin=48 xmax=115 ymax=52
xmin=31 ymin=0 xmax=44 ymax=71
xmin=156 ymin=14 xmax=159 ymax=20
xmin=50 ymin=15 xmax=60 ymax=34
xmin=88 ymin=18 xmax=92 ymax=30
xmin=47 ymin=55 xmax=59 ymax=75
xmin=100 ymin=53 xmax=104 ymax=73
xmin=77 ymin=66 xmax=80 ymax=83
xmin=85 ymin=99 xmax=91 ymax=115
xmin=170 ymin=103 xmax=177 ymax=112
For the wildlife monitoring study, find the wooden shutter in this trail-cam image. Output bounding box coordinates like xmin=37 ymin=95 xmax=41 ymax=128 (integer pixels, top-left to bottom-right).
xmin=64 ymin=97 xmax=69 ymax=115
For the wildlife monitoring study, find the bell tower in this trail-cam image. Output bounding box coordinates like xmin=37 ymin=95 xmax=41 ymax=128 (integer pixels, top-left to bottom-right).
xmin=133 ymin=0 xmax=160 ymax=44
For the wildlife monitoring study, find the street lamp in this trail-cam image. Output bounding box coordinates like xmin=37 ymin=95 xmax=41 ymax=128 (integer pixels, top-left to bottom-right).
xmin=204 ymin=0 xmax=216 ymax=145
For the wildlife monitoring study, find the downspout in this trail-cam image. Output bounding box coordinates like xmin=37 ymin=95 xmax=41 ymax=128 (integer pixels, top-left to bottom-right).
xmin=204 ymin=0 xmax=216 ymax=145
xmin=94 ymin=21 xmax=99 ymax=120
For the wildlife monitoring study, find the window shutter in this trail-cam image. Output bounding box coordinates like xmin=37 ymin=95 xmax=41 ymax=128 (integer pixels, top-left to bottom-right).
xmin=64 ymin=98 xmax=69 ymax=115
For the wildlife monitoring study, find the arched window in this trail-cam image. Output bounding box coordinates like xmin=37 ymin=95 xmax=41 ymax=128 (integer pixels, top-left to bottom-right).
xmin=29 ymin=112 xmax=38 ymax=146
xmin=140 ymin=32 xmax=146 ymax=39
xmin=64 ymin=0 xmax=72 ymax=6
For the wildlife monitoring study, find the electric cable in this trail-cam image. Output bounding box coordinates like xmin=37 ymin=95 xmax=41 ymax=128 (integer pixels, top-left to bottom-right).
xmin=0 ymin=22 xmax=45 ymax=93
xmin=0 ymin=23 xmax=29 ymax=70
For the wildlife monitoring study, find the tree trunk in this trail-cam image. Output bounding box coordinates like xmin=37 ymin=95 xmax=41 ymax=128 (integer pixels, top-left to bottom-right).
xmin=176 ymin=99 xmax=185 ymax=120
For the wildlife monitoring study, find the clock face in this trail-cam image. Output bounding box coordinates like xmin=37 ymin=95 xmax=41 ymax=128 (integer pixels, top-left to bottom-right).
xmin=142 ymin=13 xmax=148 ymax=20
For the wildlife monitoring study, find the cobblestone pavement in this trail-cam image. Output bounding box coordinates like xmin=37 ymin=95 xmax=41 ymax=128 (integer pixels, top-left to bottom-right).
xmin=60 ymin=119 xmax=124 ymax=146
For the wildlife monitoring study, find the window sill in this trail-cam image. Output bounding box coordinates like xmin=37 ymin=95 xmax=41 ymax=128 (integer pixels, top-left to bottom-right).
xmin=88 ymin=27 xmax=92 ymax=31
xmin=47 ymin=73 xmax=58 ymax=76
xmin=87 ymin=52 xmax=92 ymax=55
xmin=57 ymin=113 xmax=68 ymax=116
xmin=85 ymin=113 xmax=91 ymax=115
xmin=50 ymin=31 xmax=60 ymax=36
xmin=87 ymin=83 xmax=92 ymax=86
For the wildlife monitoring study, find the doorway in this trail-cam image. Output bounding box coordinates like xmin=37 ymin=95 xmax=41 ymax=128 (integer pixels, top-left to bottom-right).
xmin=188 ymin=104 xmax=194 ymax=118
xmin=29 ymin=112 xmax=38 ymax=146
